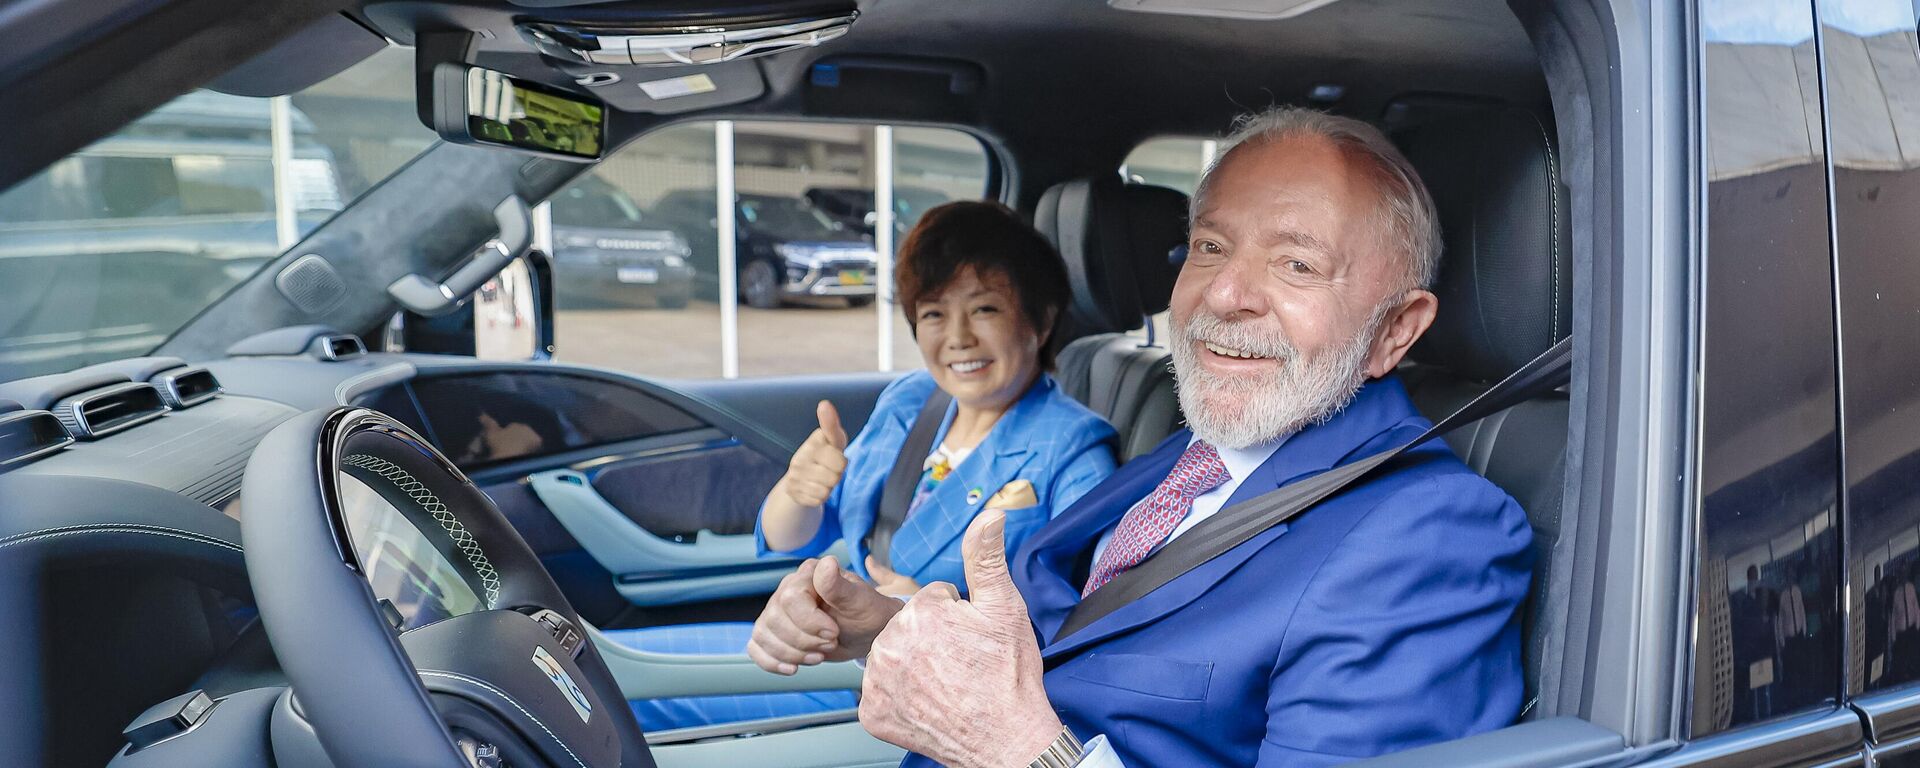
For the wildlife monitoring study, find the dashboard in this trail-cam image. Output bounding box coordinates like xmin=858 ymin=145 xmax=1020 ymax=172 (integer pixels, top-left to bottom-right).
xmin=0 ymin=332 xmax=820 ymax=766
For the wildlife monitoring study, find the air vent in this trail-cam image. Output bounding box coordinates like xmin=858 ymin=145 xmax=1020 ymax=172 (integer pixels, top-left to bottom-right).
xmin=0 ymin=410 xmax=73 ymax=469
xmin=53 ymin=382 xmax=168 ymax=440
xmin=153 ymin=367 xmax=222 ymax=409
xmin=315 ymin=334 xmax=366 ymax=361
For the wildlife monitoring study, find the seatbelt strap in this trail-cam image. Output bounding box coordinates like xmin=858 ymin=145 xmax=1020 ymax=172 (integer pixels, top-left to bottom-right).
xmin=867 ymin=389 xmax=955 ymax=565
xmin=1055 ymin=336 xmax=1572 ymax=642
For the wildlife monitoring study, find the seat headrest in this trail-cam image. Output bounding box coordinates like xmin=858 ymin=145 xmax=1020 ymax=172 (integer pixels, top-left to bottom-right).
xmin=1398 ymin=106 xmax=1572 ymax=382
xmin=1036 ymin=176 xmax=1189 ymax=334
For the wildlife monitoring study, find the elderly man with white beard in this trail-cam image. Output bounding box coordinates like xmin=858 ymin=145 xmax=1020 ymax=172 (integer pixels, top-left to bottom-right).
xmin=744 ymin=106 xmax=1535 ymax=767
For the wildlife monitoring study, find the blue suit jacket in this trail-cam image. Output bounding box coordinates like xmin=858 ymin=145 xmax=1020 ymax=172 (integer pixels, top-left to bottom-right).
xmin=758 ymin=370 xmax=1118 ymax=591
xmin=904 ymin=376 xmax=1534 ymax=767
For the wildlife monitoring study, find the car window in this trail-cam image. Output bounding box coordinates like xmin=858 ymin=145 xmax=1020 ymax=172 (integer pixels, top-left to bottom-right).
xmin=545 ymin=121 xmax=989 ymax=379
xmin=1817 ymin=0 xmax=1920 ymax=703
xmin=0 ymin=46 xmax=434 ymax=379
xmin=551 ymin=179 xmax=646 ymax=228
xmin=1121 ymin=136 xmax=1217 ymax=196
xmin=1689 ymin=0 xmax=1845 ymax=737
xmin=1119 ymin=136 xmax=1213 ymax=344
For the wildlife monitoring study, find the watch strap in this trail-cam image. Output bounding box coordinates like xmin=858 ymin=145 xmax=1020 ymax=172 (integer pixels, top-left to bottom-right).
xmin=1028 ymin=727 xmax=1086 ymax=768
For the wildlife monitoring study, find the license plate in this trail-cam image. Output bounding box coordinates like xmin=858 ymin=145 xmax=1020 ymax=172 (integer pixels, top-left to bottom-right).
xmin=616 ymin=267 xmax=659 ymax=284
xmin=838 ymin=270 xmax=866 ymax=286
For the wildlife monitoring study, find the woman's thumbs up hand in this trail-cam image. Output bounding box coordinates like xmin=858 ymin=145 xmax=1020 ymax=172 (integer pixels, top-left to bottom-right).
xmin=779 ymin=400 xmax=851 ymax=508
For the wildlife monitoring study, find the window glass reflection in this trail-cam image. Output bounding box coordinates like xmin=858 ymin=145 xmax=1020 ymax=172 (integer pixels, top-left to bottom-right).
xmin=1818 ymin=0 xmax=1920 ymax=697
xmin=1691 ymin=0 xmax=1844 ymax=736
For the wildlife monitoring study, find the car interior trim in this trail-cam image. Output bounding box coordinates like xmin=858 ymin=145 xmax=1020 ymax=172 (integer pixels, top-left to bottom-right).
xmin=0 ymin=409 xmax=74 ymax=468
xmin=0 ymin=523 xmax=243 ymax=555
xmin=416 ymin=669 xmax=590 ymax=768
xmin=568 ymin=433 xmax=741 ymax=475
xmin=586 ymin=622 xmax=865 ymax=700
xmin=333 ymin=361 xmax=420 ymax=405
xmin=646 ymin=719 xmax=906 ymax=767
xmin=152 ymin=366 xmax=223 ymax=410
xmin=644 ymin=707 xmax=862 ymax=745
xmin=55 ymin=381 xmax=169 ymax=440
xmin=464 ymin=429 xmax=733 ymax=487
xmin=529 ymin=468 xmax=811 ymax=606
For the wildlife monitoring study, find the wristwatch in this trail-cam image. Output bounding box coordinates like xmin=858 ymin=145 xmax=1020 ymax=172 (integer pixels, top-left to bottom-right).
xmin=1028 ymin=727 xmax=1086 ymax=768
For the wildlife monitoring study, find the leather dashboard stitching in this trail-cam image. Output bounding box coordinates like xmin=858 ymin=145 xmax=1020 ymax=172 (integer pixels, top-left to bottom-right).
xmin=0 ymin=524 xmax=242 ymax=553
xmin=417 ymin=669 xmax=590 ymax=768
xmin=342 ymin=454 xmax=502 ymax=607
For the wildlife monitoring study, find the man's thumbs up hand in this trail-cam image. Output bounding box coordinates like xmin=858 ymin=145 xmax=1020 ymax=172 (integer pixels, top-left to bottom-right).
xmin=859 ymin=510 xmax=1064 ymax=768
xmin=959 ymin=510 xmax=1029 ymax=624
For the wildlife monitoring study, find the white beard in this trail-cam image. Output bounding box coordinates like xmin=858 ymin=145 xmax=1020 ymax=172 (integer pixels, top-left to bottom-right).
xmin=1170 ymin=306 xmax=1387 ymax=450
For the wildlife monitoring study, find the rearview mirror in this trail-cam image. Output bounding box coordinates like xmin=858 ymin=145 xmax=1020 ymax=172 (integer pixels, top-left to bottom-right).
xmin=430 ymin=64 xmax=605 ymax=161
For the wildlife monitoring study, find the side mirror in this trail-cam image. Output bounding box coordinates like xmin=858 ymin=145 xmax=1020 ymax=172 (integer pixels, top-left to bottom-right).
xmin=384 ymin=250 xmax=556 ymax=361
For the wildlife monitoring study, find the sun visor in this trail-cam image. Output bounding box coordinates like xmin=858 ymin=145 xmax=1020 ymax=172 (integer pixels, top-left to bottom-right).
xmin=208 ymin=13 xmax=389 ymax=98
xmin=804 ymin=56 xmax=984 ymax=124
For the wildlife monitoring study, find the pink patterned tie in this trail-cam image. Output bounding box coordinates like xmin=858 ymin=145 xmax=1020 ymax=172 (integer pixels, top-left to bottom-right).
xmin=1083 ymin=440 xmax=1231 ymax=597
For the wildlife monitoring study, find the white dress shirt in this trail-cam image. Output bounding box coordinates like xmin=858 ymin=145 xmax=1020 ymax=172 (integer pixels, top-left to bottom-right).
xmin=1075 ymin=432 xmax=1287 ymax=768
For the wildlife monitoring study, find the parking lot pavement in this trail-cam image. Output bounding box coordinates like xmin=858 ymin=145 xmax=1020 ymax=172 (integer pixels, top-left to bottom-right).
xmin=555 ymin=299 xmax=926 ymax=379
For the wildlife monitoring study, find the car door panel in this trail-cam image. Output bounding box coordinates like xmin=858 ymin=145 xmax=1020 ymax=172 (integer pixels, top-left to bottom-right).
xmin=530 ymin=467 xmax=846 ymax=607
xmin=352 ymin=361 xmax=898 ymax=626
xmin=674 ymin=370 xmax=898 ymax=452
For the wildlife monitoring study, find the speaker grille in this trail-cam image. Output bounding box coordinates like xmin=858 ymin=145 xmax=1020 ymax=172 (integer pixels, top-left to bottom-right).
xmin=275 ymin=254 xmax=347 ymax=315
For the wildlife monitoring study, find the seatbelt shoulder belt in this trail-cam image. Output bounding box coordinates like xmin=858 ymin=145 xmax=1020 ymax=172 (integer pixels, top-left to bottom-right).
xmin=867 ymin=389 xmax=955 ymax=565
xmin=1055 ymin=336 xmax=1572 ymax=642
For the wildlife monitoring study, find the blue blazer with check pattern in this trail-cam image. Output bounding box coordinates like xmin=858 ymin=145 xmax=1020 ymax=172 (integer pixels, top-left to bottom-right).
xmin=757 ymin=369 xmax=1118 ymax=591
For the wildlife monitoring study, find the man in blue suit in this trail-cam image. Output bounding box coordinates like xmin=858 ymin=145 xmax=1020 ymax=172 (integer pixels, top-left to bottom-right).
xmin=747 ymin=106 xmax=1534 ymax=767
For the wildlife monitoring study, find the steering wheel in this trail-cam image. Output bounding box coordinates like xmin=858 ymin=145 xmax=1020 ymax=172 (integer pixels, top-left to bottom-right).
xmin=242 ymin=407 xmax=655 ymax=768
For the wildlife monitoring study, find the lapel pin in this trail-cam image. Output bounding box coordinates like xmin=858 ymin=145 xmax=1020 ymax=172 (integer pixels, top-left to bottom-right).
xmin=966 ymin=487 xmax=984 ymax=506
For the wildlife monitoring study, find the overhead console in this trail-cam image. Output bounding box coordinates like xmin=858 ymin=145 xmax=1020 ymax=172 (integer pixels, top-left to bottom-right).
xmin=364 ymin=1 xmax=863 ymax=118
xmin=517 ymin=8 xmax=857 ymax=67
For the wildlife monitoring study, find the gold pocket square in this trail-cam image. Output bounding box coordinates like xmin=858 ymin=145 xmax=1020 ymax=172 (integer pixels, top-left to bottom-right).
xmin=984 ymin=479 xmax=1039 ymax=511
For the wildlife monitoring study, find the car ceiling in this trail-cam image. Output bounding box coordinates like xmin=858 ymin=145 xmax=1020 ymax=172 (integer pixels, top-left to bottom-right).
xmin=0 ymin=0 xmax=1545 ymax=196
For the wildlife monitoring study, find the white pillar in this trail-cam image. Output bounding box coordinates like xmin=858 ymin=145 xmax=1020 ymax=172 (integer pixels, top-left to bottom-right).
xmin=716 ymin=121 xmax=740 ymax=380
xmin=875 ymin=125 xmax=896 ymax=372
xmin=1200 ymin=139 xmax=1219 ymax=174
xmin=270 ymin=96 xmax=297 ymax=250
xmin=533 ymin=200 xmax=555 ymax=255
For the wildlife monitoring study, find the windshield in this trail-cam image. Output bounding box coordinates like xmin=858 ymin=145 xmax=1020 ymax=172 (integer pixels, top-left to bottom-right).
xmin=0 ymin=47 xmax=434 ymax=379
xmin=550 ymin=178 xmax=647 ymax=229
xmin=739 ymin=196 xmax=845 ymax=240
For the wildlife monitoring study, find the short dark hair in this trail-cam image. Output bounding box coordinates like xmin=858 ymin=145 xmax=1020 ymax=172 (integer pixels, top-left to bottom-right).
xmin=894 ymin=201 xmax=1072 ymax=369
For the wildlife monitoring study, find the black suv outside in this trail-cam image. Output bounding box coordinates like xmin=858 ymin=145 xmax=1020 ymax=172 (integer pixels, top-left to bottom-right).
xmin=649 ymin=189 xmax=878 ymax=309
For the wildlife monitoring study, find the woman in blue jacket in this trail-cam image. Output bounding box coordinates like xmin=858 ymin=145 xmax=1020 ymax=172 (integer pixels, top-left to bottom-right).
xmin=619 ymin=201 xmax=1118 ymax=730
